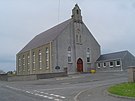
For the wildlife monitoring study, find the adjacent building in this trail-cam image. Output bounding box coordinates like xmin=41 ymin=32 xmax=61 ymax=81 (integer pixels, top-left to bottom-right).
xmin=96 ymin=51 xmax=135 ymax=71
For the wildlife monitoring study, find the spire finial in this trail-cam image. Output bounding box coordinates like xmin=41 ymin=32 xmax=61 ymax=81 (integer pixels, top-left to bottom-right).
xmin=71 ymin=4 xmax=82 ymax=22
xmin=75 ymin=3 xmax=78 ymax=7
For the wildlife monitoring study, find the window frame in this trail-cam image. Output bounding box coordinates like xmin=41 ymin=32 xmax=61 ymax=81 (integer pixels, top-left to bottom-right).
xmin=103 ymin=62 xmax=106 ymax=68
xmin=45 ymin=47 xmax=49 ymax=69
xmin=97 ymin=63 xmax=101 ymax=68
xmin=86 ymin=48 xmax=91 ymax=63
xmin=67 ymin=47 xmax=72 ymax=63
xmin=38 ymin=50 xmax=42 ymax=70
xmin=109 ymin=61 xmax=114 ymax=67
xmin=32 ymin=52 xmax=36 ymax=71
xmin=115 ymin=60 xmax=120 ymax=66
xmin=27 ymin=54 xmax=30 ymax=72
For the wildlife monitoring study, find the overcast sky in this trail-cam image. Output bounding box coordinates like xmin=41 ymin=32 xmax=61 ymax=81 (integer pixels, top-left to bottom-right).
xmin=0 ymin=0 xmax=135 ymax=72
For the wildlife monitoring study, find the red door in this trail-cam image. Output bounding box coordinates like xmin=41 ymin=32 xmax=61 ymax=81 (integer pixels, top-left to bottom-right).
xmin=77 ymin=58 xmax=83 ymax=72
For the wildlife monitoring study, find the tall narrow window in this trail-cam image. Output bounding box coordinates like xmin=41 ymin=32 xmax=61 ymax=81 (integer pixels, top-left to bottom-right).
xmin=32 ymin=52 xmax=35 ymax=70
xmin=46 ymin=48 xmax=49 ymax=69
xmin=68 ymin=47 xmax=72 ymax=63
xmin=22 ymin=55 xmax=25 ymax=71
xmin=18 ymin=57 xmax=21 ymax=72
xmin=76 ymin=35 xmax=78 ymax=43
xmin=79 ymin=35 xmax=81 ymax=43
xmin=77 ymin=9 xmax=79 ymax=14
xmin=86 ymin=48 xmax=90 ymax=63
xmin=27 ymin=54 xmax=30 ymax=72
xmin=38 ymin=50 xmax=42 ymax=69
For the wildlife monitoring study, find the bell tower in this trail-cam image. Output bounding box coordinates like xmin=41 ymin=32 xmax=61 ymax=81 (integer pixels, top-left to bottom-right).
xmin=71 ymin=4 xmax=82 ymax=23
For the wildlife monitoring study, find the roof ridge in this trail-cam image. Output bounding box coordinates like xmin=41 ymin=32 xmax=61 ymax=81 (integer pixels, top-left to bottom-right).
xmin=101 ymin=50 xmax=128 ymax=56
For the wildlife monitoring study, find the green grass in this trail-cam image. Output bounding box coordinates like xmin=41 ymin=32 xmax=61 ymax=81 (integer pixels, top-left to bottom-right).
xmin=108 ymin=83 xmax=135 ymax=98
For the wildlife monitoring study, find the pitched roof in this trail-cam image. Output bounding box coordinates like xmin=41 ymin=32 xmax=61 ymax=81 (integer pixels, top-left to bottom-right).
xmin=19 ymin=19 xmax=72 ymax=53
xmin=97 ymin=51 xmax=128 ymax=61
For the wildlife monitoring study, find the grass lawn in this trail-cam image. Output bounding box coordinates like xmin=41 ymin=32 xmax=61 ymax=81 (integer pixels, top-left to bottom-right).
xmin=108 ymin=82 xmax=135 ymax=98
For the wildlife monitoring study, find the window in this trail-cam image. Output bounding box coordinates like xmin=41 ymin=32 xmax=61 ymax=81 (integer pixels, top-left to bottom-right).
xmin=68 ymin=47 xmax=72 ymax=63
xmin=86 ymin=48 xmax=90 ymax=63
xmin=68 ymin=46 xmax=71 ymax=51
xmin=22 ymin=55 xmax=25 ymax=71
xmin=18 ymin=57 xmax=21 ymax=67
xmin=18 ymin=57 xmax=21 ymax=72
xmin=27 ymin=54 xmax=30 ymax=72
xmin=109 ymin=61 xmax=113 ymax=67
xmin=97 ymin=63 xmax=101 ymax=68
xmin=87 ymin=57 xmax=90 ymax=63
xmin=46 ymin=48 xmax=49 ymax=69
xmin=79 ymin=35 xmax=81 ymax=43
xmin=87 ymin=48 xmax=90 ymax=52
xmin=32 ymin=52 xmax=35 ymax=70
xmin=76 ymin=35 xmax=78 ymax=43
xmin=116 ymin=60 xmax=120 ymax=66
xmin=77 ymin=9 xmax=79 ymax=14
xmin=38 ymin=50 xmax=42 ymax=69
xmin=68 ymin=57 xmax=71 ymax=63
xmin=103 ymin=62 xmax=106 ymax=67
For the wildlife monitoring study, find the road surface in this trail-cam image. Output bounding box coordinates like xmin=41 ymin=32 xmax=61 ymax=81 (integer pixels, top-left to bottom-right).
xmin=0 ymin=72 xmax=133 ymax=101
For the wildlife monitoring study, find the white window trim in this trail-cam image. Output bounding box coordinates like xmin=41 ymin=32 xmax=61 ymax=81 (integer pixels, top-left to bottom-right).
xmin=97 ymin=63 xmax=101 ymax=68
xmin=68 ymin=47 xmax=72 ymax=63
xmin=86 ymin=48 xmax=91 ymax=63
xmin=109 ymin=61 xmax=114 ymax=67
xmin=87 ymin=57 xmax=90 ymax=63
xmin=103 ymin=62 xmax=106 ymax=68
xmin=68 ymin=56 xmax=72 ymax=63
xmin=115 ymin=61 xmax=121 ymax=66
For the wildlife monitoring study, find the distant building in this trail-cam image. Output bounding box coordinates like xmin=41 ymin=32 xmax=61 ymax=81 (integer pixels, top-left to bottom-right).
xmin=16 ymin=4 xmax=135 ymax=75
xmin=96 ymin=51 xmax=135 ymax=71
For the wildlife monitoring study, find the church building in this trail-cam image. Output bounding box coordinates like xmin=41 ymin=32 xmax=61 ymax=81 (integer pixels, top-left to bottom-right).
xmin=16 ymin=4 xmax=100 ymax=75
xmin=16 ymin=4 xmax=135 ymax=75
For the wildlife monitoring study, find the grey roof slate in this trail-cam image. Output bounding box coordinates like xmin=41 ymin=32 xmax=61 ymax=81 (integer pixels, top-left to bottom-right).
xmin=97 ymin=51 xmax=128 ymax=61
xmin=19 ymin=19 xmax=72 ymax=53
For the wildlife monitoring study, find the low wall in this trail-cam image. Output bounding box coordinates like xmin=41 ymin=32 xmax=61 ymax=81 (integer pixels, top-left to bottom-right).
xmin=0 ymin=74 xmax=8 ymax=81
xmin=3 ymin=72 xmax=67 ymax=81
xmin=8 ymin=75 xmax=37 ymax=81
xmin=37 ymin=72 xmax=67 ymax=79
xmin=128 ymin=66 xmax=135 ymax=82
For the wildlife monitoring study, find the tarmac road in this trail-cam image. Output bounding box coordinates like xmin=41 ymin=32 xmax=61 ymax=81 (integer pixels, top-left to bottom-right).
xmin=0 ymin=71 xmax=132 ymax=101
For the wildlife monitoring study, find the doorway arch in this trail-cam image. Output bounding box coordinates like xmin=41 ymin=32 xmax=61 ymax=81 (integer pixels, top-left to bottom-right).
xmin=77 ymin=58 xmax=83 ymax=72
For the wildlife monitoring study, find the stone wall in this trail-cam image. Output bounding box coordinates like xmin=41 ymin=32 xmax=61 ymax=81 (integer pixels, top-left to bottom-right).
xmin=0 ymin=74 xmax=8 ymax=81
xmin=1 ymin=72 xmax=67 ymax=81
xmin=8 ymin=75 xmax=37 ymax=81
xmin=37 ymin=72 xmax=67 ymax=79
xmin=128 ymin=66 xmax=135 ymax=82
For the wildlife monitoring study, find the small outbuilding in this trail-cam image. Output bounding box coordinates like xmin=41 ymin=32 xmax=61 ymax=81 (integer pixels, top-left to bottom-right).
xmin=96 ymin=51 xmax=135 ymax=71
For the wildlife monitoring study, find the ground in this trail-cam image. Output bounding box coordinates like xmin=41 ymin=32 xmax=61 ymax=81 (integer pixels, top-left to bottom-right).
xmin=0 ymin=71 xmax=134 ymax=101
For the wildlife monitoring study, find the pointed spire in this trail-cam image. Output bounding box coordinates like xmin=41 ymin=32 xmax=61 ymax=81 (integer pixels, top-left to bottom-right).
xmin=71 ymin=4 xmax=82 ymax=23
